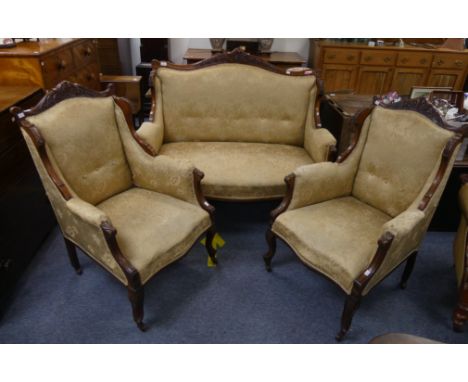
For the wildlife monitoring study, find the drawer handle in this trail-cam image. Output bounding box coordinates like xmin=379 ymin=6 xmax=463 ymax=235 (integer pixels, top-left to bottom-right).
xmin=327 ymin=54 xmax=336 ymax=59
xmin=420 ymin=58 xmax=427 ymax=64
xmin=383 ymin=56 xmax=392 ymax=63
xmin=455 ymin=60 xmax=464 ymax=67
xmin=84 ymin=46 xmax=92 ymax=56
xmin=401 ymin=57 xmax=409 ymax=63
xmin=346 ymin=55 xmax=355 ymax=61
xmin=364 ymin=56 xmax=372 ymax=62
xmin=435 ymin=58 xmax=444 ymax=66
xmin=57 ymin=59 xmax=67 ymax=70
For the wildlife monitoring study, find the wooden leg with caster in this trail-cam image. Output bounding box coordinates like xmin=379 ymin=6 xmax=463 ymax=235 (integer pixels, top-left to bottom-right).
xmin=64 ymin=237 xmax=82 ymax=275
xmin=128 ymin=286 xmax=147 ymax=332
xmin=336 ymin=286 xmax=362 ymax=341
xmin=400 ymin=251 xmax=418 ymax=289
xmin=263 ymin=229 xmax=277 ymax=272
xmin=205 ymin=227 xmax=217 ymax=265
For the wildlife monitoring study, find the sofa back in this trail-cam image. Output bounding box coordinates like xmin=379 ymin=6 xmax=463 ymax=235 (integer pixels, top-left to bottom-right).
xmin=26 ymin=97 xmax=133 ymax=205
xmin=155 ymin=63 xmax=317 ymax=146
xmin=352 ymin=107 xmax=455 ymax=217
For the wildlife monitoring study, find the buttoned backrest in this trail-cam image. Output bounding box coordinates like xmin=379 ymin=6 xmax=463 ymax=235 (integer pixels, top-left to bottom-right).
xmin=352 ymin=107 xmax=454 ymax=217
xmin=26 ymin=97 xmax=133 ymax=205
xmin=155 ymin=64 xmax=317 ymax=146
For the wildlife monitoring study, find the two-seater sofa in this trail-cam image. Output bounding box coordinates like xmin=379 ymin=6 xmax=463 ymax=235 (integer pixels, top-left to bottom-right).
xmin=136 ymin=48 xmax=337 ymax=201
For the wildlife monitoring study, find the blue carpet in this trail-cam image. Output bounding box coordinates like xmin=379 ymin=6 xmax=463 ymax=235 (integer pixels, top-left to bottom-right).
xmin=0 ymin=200 xmax=466 ymax=343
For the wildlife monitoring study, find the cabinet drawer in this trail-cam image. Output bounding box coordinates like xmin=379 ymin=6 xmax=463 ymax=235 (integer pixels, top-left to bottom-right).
xmin=397 ymin=52 xmax=432 ymax=67
xmin=72 ymin=40 xmax=98 ymax=68
xmin=73 ymin=62 xmax=100 ymax=90
xmin=360 ymin=50 xmax=396 ymax=66
xmin=323 ymin=49 xmax=359 ymax=64
xmin=432 ymin=54 xmax=467 ymax=69
xmin=40 ymin=48 xmax=75 ymax=76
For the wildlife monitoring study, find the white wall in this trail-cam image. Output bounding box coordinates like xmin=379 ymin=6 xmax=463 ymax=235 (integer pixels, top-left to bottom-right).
xmin=128 ymin=38 xmax=310 ymax=68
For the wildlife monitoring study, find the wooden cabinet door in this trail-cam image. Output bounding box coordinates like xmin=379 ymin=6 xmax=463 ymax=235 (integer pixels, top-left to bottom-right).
xmin=390 ymin=67 xmax=428 ymax=95
xmin=355 ymin=66 xmax=393 ymax=95
xmin=321 ymin=64 xmax=357 ymax=93
xmin=427 ymin=69 xmax=466 ymax=89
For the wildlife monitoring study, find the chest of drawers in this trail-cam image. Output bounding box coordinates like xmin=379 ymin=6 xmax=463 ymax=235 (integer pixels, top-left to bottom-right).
xmin=0 ymin=39 xmax=100 ymax=90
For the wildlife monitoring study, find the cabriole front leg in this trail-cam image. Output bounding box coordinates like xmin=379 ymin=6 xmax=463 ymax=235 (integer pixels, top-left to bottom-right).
xmin=128 ymin=285 xmax=147 ymax=332
xmin=263 ymin=229 xmax=277 ymax=272
xmin=64 ymin=237 xmax=82 ymax=275
xmin=400 ymin=251 xmax=418 ymax=289
xmin=205 ymin=226 xmax=217 ymax=265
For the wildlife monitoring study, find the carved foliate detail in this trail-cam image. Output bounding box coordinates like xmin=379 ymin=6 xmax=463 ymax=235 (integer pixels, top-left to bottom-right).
xmin=25 ymin=80 xmax=114 ymax=117
xmin=382 ymin=97 xmax=446 ymax=128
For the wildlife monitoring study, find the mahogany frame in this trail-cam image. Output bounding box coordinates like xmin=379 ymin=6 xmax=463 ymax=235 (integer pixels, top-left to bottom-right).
xmin=10 ymin=80 xmax=218 ymax=331
xmin=263 ymin=97 xmax=465 ymax=340
xmin=453 ymin=174 xmax=468 ymax=332
xmin=147 ymin=48 xmax=336 ymax=177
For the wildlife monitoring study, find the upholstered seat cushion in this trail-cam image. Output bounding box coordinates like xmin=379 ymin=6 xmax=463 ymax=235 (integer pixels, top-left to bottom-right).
xmin=159 ymin=142 xmax=314 ymax=200
xmin=272 ymin=196 xmax=392 ymax=293
xmin=98 ymin=188 xmax=211 ymax=284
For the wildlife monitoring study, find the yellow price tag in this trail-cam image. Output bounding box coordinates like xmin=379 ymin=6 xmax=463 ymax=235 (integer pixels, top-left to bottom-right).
xmin=200 ymin=233 xmax=225 ymax=267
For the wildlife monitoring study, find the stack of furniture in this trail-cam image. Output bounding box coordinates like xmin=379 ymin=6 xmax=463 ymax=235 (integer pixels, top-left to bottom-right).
xmin=309 ymin=39 xmax=468 ymax=95
xmin=0 ymin=38 xmax=101 ymax=90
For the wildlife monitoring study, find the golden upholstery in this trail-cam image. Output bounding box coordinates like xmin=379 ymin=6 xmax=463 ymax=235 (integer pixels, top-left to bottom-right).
xmin=274 ymin=196 xmax=392 ymax=293
xmin=16 ymin=87 xmax=216 ymax=330
xmin=27 ymin=98 xmax=133 ymax=205
xmin=159 ymin=141 xmax=314 ymax=200
xmin=267 ymin=104 xmax=461 ymax=339
xmin=454 ymin=184 xmax=468 ymax=285
xmin=98 ymin=188 xmax=211 ymax=284
xmin=139 ymin=62 xmax=336 ymax=200
xmin=353 ymin=108 xmax=453 ymax=217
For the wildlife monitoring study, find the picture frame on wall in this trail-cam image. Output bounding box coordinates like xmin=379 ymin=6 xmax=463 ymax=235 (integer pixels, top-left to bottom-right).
xmin=410 ymin=86 xmax=453 ymax=99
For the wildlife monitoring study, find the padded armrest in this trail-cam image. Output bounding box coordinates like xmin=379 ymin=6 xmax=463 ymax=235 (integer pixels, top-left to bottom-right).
xmin=380 ymin=209 xmax=426 ymax=239
xmin=136 ymin=121 xmax=164 ymax=154
xmin=131 ymin=154 xmax=199 ymax=206
xmin=287 ymin=162 xmax=354 ymax=211
xmin=305 ymin=128 xmax=337 ymax=162
xmin=363 ymin=209 xmax=426 ymax=294
xmin=66 ymin=198 xmax=110 ymax=227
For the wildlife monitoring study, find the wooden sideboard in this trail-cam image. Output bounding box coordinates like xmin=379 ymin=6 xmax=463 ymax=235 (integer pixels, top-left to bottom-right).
xmin=183 ymin=48 xmax=306 ymax=69
xmin=309 ymin=40 xmax=468 ymax=95
xmin=0 ymin=86 xmax=56 ymax=316
xmin=0 ymin=38 xmax=100 ymax=90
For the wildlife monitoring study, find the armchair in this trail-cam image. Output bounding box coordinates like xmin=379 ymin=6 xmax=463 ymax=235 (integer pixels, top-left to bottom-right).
xmin=263 ymin=98 xmax=464 ymax=340
xmin=10 ymin=81 xmax=217 ymax=331
xmin=453 ymin=174 xmax=468 ymax=332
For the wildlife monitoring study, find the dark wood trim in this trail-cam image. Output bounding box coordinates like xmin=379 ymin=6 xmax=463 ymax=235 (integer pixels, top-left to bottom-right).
xmin=336 ymin=106 xmax=373 ymax=163
xmin=9 ymin=110 xmax=73 ymax=200
xmin=418 ymin=133 xmax=463 ymax=210
xmin=336 ymin=231 xmax=395 ymax=341
xmin=152 ymin=48 xmax=318 ymax=77
xmin=113 ymin=96 xmax=156 ymax=156
xmin=20 ymin=80 xmax=114 ymax=117
xmin=453 ymin=230 xmax=468 ymax=332
xmin=270 ymin=174 xmax=296 ymax=224
xmin=100 ymin=221 xmax=147 ymax=331
xmin=193 ymin=168 xmax=215 ymax=222
xmin=384 ymin=97 xmax=447 ymax=128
